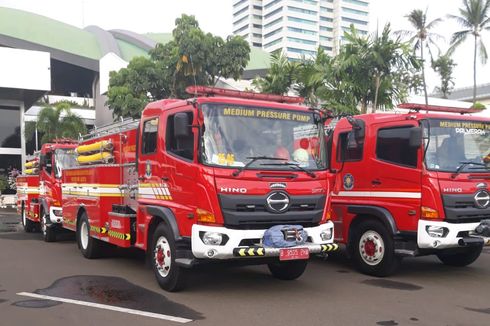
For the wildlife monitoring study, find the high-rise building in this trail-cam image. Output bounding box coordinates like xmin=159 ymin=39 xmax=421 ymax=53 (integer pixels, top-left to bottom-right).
xmin=232 ymin=0 xmax=370 ymax=59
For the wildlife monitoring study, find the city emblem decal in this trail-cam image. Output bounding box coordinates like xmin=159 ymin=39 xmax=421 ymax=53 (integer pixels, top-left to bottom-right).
xmin=145 ymin=160 xmax=152 ymax=178
xmin=343 ymin=174 xmax=354 ymax=190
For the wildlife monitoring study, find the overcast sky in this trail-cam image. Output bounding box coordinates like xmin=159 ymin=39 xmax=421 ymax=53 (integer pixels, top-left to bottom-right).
xmin=1 ymin=0 xmax=489 ymax=91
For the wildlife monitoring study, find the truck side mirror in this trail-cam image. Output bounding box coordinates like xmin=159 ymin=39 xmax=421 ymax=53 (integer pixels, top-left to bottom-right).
xmin=174 ymin=112 xmax=190 ymax=138
xmin=409 ymin=127 xmax=422 ymax=148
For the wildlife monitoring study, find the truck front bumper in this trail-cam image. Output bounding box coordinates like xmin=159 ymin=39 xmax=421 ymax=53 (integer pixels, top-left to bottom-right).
xmin=417 ymin=220 xmax=490 ymax=249
xmin=191 ymin=221 xmax=337 ymax=260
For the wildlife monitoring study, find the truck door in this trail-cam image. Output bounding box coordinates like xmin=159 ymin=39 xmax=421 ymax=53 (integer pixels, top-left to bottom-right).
xmin=370 ymin=122 xmax=422 ymax=231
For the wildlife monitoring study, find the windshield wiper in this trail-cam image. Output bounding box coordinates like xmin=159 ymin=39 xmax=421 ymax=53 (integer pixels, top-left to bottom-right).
xmin=452 ymin=161 xmax=488 ymax=178
xmin=232 ymin=156 xmax=288 ymax=177
xmin=261 ymin=162 xmax=317 ymax=178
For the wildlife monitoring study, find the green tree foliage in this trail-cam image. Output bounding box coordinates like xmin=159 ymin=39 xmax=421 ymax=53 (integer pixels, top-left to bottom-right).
xmin=0 ymin=175 xmax=8 ymax=194
xmin=25 ymin=102 xmax=87 ymax=145
xmin=252 ymin=51 xmax=299 ymax=96
xmin=448 ymin=0 xmax=490 ymax=104
xmin=107 ymin=14 xmax=250 ymax=119
xmin=432 ymin=53 xmax=457 ymax=98
xmin=398 ymin=9 xmax=443 ymax=105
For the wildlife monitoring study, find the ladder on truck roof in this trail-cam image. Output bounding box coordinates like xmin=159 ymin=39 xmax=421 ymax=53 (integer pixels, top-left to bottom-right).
xmin=81 ymin=117 xmax=140 ymax=141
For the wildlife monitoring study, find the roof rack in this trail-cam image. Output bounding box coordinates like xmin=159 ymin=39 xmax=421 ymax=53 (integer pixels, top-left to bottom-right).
xmin=398 ymin=103 xmax=484 ymax=115
xmin=186 ymin=86 xmax=304 ymax=104
xmin=82 ymin=117 xmax=140 ymax=141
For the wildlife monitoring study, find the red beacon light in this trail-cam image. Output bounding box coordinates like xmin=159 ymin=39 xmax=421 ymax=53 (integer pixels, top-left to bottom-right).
xmin=186 ymin=86 xmax=304 ymax=104
xmin=398 ymin=103 xmax=484 ymax=115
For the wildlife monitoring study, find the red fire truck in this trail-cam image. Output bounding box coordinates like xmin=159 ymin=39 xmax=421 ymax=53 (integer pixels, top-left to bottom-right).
xmin=37 ymin=140 xmax=78 ymax=242
xmin=329 ymin=104 xmax=490 ymax=276
xmin=16 ymin=158 xmax=40 ymax=232
xmin=60 ymin=86 xmax=337 ymax=291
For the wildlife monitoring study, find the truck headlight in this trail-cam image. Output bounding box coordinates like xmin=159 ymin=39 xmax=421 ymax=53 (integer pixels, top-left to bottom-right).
xmin=426 ymin=226 xmax=449 ymax=238
xmin=52 ymin=209 xmax=63 ymax=217
xmin=320 ymin=228 xmax=333 ymax=241
xmin=201 ymin=232 xmax=224 ymax=246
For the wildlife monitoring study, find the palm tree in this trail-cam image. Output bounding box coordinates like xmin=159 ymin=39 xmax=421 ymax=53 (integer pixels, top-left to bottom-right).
xmin=399 ymin=9 xmax=443 ymax=105
xmin=252 ymin=51 xmax=298 ymax=95
xmin=432 ymin=52 xmax=457 ymax=98
xmin=448 ymin=0 xmax=490 ymax=105
xmin=25 ymin=102 xmax=87 ymax=146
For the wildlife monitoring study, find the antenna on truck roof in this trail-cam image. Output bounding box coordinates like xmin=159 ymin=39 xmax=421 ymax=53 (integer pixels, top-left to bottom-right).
xmin=398 ymin=103 xmax=484 ymax=115
xmin=185 ymin=86 xmax=304 ymax=104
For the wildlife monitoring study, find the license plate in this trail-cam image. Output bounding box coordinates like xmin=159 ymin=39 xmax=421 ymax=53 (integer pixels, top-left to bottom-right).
xmin=279 ymin=248 xmax=309 ymax=261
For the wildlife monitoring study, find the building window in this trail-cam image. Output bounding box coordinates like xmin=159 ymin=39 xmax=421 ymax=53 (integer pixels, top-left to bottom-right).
xmin=253 ymin=33 xmax=262 ymax=38
xmin=342 ymin=17 xmax=368 ymax=26
xmin=320 ymin=26 xmax=333 ymax=32
xmin=253 ymin=24 xmax=262 ymax=28
xmin=233 ymin=6 xmax=249 ymax=17
xmin=265 ymin=37 xmax=283 ymax=48
xmin=265 ymin=0 xmax=282 ymax=9
xmin=288 ymin=16 xmax=317 ymax=26
xmin=288 ymin=27 xmax=317 ymax=35
xmin=265 ymin=27 xmax=282 ymax=38
xmin=234 ymin=15 xmax=249 ymax=26
xmin=0 ymin=106 xmax=21 ymax=148
xmin=253 ymin=5 xmax=263 ymax=10
xmin=342 ymin=7 xmax=368 ymax=16
xmin=233 ymin=0 xmax=248 ymax=9
xmin=234 ymin=24 xmax=249 ymax=34
xmin=141 ymin=118 xmax=159 ymax=154
xmin=265 ymin=7 xmax=282 ymax=19
xmin=291 ymin=0 xmax=318 ymax=5
xmin=253 ymin=42 xmax=263 ymax=47
xmin=287 ymin=37 xmax=317 ymax=46
xmin=343 ymin=0 xmax=369 ymax=7
xmin=320 ymin=16 xmax=333 ymax=22
xmin=264 ymin=17 xmax=282 ymax=28
xmin=288 ymin=6 xmax=317 ymax=15
xmin=286 ymin=47 xmax=317 ymax=56
xmin=320 ymin=6 xmax=333 ymax=13
xmin=376 ymin=126 xmax=418 ymax=168
xmin=320 ymin=36 xmax=332 ymax=41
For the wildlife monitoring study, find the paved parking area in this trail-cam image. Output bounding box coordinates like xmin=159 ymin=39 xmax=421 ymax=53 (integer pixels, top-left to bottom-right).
xmin=1 ymin=208 xmax=489 ymax=326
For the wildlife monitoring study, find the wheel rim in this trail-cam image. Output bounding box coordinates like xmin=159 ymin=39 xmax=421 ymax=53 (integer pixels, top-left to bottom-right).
xmin=80 ymin=221 xmax=89 ymax=250
xmin=154 ymin=236 xmax=172 ymax=278
xmin=41 ymin=213 xmax=47 ymax=235
xmin=359 ymin=230 xmax=385 ymax=266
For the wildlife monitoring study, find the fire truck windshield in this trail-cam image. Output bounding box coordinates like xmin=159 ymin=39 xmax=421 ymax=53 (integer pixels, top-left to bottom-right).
xmin=201 ymin=103 xmax=327 ymax=170
xmin=423 ymin=119 xmax=490 ymax=173
xmin=54 ymin=148 xmax=77 ymax=179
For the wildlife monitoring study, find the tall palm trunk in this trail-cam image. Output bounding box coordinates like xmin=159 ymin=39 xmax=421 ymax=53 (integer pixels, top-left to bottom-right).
xmin=373 ymin=74 xmax=381 ymax=113
xmin=473 ymin=33 xmax=478 ymax=105
xmin=421 ymin=40 xmax=428 ymax=106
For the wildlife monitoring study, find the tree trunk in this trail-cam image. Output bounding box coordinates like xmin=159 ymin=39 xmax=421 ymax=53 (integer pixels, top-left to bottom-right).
xmin=473 ymin=34 xmax=477 ymax=106
xmin=361 ymin=99 xmax=368 ymax=114
xmin=421 ymin=41 xmax=428 ymax=106
xmin=373 ymin=74 xmax=381 ymax=113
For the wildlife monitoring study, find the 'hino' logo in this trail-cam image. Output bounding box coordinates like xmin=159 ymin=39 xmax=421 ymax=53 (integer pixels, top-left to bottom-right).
xmin=266 ymin=192 xmax=290 ymax=213
xmin=220 ymin=187 xmax=247 ymax=194
xmin=474 ymin=190 xmax=490 ymax=209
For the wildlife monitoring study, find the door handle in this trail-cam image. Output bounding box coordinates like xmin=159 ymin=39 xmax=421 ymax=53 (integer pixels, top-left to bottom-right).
xmin=371 ymin=179 xmax=382 ymax=185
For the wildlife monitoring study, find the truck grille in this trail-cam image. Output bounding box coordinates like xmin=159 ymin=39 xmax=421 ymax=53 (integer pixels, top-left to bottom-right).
xmin=443 ymin=194 xmax=490 ymax=223
xmin=219 ymin=194 xmax=325 ymax=229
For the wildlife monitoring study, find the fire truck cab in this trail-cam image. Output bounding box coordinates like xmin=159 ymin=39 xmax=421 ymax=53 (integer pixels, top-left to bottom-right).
xmin=37 ymin=140 xmax=78 ymax=242
xmin=329 ymin=104 xmax=490 ymax=276
xmin=61 ymin=86 xmax=337 ymax=291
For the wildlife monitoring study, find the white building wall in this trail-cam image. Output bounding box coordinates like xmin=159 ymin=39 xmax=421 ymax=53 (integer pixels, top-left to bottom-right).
xmin=234 ymin=0 xmax=369 ymax=59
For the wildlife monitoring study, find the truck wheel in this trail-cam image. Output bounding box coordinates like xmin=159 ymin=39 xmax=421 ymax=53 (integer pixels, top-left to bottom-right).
xmin=268 ymin=260 xmax=308 ymax=280
xmin=437 ymin=246 xmax=483 ymax=267
xmin=40 ymin=210 xmax=56 ymax=242
xmin=77 ymin=212 xmax=103 ymax=259
xmin=21 ymin=205 xmax=34 ymax=233
xmin=152 ymin=223 xmax=186 ymax=292
xmin=351 ymin=220 xmax=400 ymax=277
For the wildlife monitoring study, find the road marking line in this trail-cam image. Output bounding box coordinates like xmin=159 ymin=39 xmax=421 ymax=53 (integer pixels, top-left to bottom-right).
xmin=16 ymin=292 xmax=192 ymax=323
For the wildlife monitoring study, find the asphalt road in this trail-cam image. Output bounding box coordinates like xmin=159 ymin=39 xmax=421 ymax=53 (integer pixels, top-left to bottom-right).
xmin=1 ymin=208 xmax=489 ymax=326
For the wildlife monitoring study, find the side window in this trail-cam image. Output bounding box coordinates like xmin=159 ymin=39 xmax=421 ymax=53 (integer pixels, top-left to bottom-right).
xmin=141 ymin=118 xmax=159 ymax=154
xmin=376 ymin=126 xmax=417 ymax=168
xmin=43 ymin=153 xmax=53 ymax=175
xmin=337 ymin=132 xmax=364 ymax=162
xmin=166 ymin=112 xmax=194 ymax=161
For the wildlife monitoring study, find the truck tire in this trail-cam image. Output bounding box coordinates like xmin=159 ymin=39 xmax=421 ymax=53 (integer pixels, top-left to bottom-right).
xmin=268 ymin=260 xmax=308 ymax=280
xmin=151 ymin=223 xmax=186 ymax=292
xmin=77 ymin=212 xmax=103 ymax=259
xmin=21 ymin=205 xmax=35 ymax=233
xmin=40 ymin=209 xmax=56 ymax=242
xmin=437 ymin=246 xmax=483 ymax=267
xmin=351 ymin=219 xmax=401 ymax=277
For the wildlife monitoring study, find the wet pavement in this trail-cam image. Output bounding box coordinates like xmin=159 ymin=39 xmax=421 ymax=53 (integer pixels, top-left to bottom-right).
xmin=1 ymin=208 xmax=490 ymax=326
